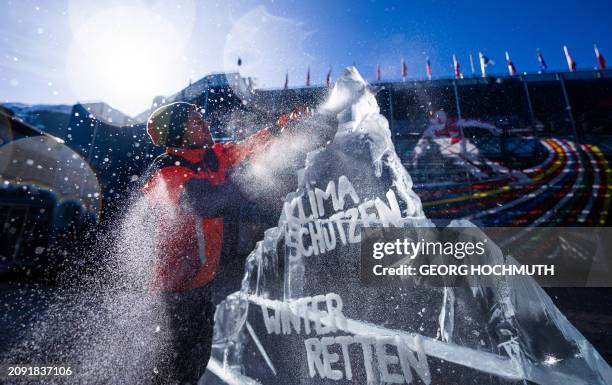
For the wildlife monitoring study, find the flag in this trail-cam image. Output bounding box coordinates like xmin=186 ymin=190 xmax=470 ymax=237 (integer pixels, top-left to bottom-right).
xmin=469 ymin=53 xmax=476 ymax=75
xmin=563 ymin=46 xmax=577 ymax=72
xmin=505 ymin=51 xmax=517 ymax=76
xmin=536 ymin=49 xmax=548 ymax=72
xmin=453 ymin=54 xmax=461 ymax=79
xmin=426 ymin=58 xmax=432 ymax=80
xmin=595 ymin=44 xmax=606 ymax=69
xmin=479 ymin=51 xmax=494 ymax=78
xmin=376 ymin=63 xmax=381 ymax=81
xmin=401 ymin=59 xmax=407 ymax=82
xmin=325 ymin=66 xmax=332 ymax=88
xmin=283 ymin=71 xmax=288 ymax=90
xmin=306 ymin=66 xmax=311 ymax=86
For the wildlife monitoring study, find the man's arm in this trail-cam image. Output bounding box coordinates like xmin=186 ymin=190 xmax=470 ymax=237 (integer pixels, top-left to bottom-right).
xmin=220 ymin=108 xmax=301 ymax=166
xmin=290 ymin=109 xmax=338 ymax=144
xmin=222 ymin=107 xmax=338 ymax=166
xmin=222 ymin=128 xmax=276 ymax=166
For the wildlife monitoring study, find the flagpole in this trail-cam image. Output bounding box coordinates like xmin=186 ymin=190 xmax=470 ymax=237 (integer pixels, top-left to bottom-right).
xmin=563 ymin=46 xmax=570 ymax=71
xmin=536 ymin=49 xmax=548 ymax=73
xmin=452 ymin=79 xmax=472 ymax=195
xmin=564 ymin=46 xmax=571 ymax=71
xmin=452 ymin=80 xmax=464 ymax=149
xmin=594 ymin=44 xmax=606 ymax=69
xmin=505 ymin=51 xmax=516 ymax=76
xmin=479 ymin=52 xmax=486 ymax=78
xmin=558 ymin=73 xmax=578 ymax=140
xmin=453 ymin=54 xmax=461 ymax=79
xmin=505 ymin=51 xmax=510 ymax=75
xmin=521 ymin=75 xmax=541 ymax=159
xmin=469 ymin=53 xmax=476 ymax=76
xmin=325 ymin=65 xmax=332 ymax=88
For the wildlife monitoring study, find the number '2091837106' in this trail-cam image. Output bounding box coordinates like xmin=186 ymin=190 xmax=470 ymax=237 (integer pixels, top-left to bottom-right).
xmin=6 ymin=366 xmax=73 ymax=377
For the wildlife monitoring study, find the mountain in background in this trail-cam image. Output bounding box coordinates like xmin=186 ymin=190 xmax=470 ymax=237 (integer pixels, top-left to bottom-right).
xmin=1 ymin=102 xmax=136 ymax=139
xmin=1 ymin=72 xmax=254 ymax=137
xmin=2 ymin=103 xmax=73 ymax=137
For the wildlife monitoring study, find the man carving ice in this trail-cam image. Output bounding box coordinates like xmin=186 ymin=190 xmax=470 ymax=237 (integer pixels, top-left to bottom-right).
xmin=142 ymin=100 xmax=345 ymax=384
xmin=142 ymin=101 xmax=292 ymax=384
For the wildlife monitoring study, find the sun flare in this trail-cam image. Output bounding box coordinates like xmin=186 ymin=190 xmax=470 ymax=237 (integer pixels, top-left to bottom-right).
xmin=67 ymin=5 xmax=191 ymax=116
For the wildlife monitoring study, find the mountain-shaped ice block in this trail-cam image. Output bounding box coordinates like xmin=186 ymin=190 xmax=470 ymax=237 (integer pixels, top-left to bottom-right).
xmin=207 ymin=67 xmax=612 ymax=385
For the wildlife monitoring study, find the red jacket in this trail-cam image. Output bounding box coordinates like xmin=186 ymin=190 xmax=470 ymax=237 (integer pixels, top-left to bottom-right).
xmin=143 ymin=129 xmax=273 ymax=292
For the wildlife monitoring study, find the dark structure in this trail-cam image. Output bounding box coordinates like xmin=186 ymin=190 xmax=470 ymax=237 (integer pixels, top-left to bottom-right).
xmin=0 ymin=107 xmax=100 ymax=274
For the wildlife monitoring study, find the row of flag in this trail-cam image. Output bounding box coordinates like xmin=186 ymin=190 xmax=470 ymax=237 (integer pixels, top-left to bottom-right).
xmin=280 ymin=45 xmax=607 ymax=88
xmin=476 ymin=45 xmax=605 ymax=78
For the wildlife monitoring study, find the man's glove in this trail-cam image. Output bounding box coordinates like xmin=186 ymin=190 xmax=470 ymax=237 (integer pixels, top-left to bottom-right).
xmin=273 ymin=106 xmax=313 ymax=134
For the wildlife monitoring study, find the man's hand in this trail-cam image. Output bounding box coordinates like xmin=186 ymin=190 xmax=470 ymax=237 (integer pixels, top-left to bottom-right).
xmin=275 ymin=106 xmax=313 ymax=133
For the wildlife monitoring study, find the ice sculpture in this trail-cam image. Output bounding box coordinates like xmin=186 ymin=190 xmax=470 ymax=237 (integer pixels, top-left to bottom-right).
xmin=207 ymin=67 xmax=612 ymax=385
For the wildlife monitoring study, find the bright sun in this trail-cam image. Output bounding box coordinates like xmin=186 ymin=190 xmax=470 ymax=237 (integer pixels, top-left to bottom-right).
xmin=67 ymin=5 xmax=191 ymax=117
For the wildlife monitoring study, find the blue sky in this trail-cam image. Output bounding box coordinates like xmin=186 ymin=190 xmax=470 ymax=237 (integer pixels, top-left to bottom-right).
xmin=1 ymin=0 xmax=611 ymax=115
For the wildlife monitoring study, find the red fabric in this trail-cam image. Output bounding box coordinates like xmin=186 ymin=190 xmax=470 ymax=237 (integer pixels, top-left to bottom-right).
xmin=276 ymin=107 xmax=308 ymax=129
xmin=434 ymin=117 xmax=462 ymax=144
xmin=453 ymin=55 xmax=460 ymax=79
xmin=597 ymin=52 xmax=606 ymax=70
xmin=143 ymin=129 xmax=273 ymax=292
